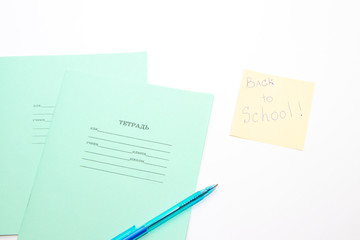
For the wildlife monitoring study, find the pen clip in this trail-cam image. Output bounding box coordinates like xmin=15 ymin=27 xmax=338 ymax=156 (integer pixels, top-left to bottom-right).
xmin=111 ymin=225 xmax=136 ymax=240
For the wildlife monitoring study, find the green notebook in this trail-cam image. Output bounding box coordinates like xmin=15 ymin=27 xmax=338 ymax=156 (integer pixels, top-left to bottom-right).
xmin=18 ymin=71 xmax=213 ymax=240
xmin=0 ymin=53 xmax=147 ymax=235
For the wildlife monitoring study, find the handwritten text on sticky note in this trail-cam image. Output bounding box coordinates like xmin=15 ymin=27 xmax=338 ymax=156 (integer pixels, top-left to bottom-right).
xmin=230 ymin=70 xmax=314 ymax=150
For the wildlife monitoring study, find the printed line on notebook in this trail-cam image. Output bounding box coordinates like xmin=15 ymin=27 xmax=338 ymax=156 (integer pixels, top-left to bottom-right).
xmin=80 ymin=165 xmax=163 ymax=184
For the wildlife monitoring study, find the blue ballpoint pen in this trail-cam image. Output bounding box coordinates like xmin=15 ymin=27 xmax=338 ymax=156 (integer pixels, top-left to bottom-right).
xmin=111 ymin=184 xmax=218 ymax=240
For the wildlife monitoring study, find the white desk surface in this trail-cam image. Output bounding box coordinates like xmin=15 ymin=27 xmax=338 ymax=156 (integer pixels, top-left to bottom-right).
xmin=1 ymin=0 xmax=359 ymax=239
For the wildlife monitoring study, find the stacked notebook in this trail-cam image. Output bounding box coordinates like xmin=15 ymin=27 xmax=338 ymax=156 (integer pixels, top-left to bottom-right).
xmin=0 ymin=53 xmax=213 ymax=240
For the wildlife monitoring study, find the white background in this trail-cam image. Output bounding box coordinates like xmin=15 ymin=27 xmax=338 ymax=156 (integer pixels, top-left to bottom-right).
xmin=1 ymin=0 xmax=360 ymax=239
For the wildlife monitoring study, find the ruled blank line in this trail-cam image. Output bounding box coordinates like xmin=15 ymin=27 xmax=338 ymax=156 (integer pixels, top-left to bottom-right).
xmin=144 ymin=162 xmax=167 ymax=169
xmin=84 ymin=151 xmax=128 ymax=161
xmin=97 ymin=145 xmax=132 ymax=154
xmin=80 ymin=165 xmax=162 ymax=183
xmin=147 ymin=155 xmax=169 ymax=161
xmin=96 ymin=129 xmax=172 ymax=146
xmin=82 ymin=158 xmax=165 ymax=175
xmin=88 ymin=136 xmax=170 ymax=154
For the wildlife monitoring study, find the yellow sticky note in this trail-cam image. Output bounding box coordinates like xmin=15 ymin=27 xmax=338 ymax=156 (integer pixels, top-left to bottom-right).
xmin=230 ymin=69 xmax=315 ymax=150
